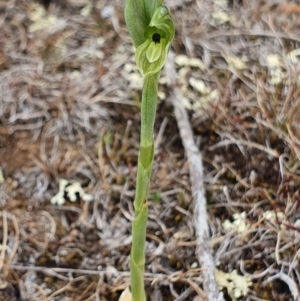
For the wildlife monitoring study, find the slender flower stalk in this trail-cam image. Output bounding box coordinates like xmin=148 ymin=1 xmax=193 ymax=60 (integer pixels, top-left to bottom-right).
xmin=124 ymin=1 xmax=174 ymax=300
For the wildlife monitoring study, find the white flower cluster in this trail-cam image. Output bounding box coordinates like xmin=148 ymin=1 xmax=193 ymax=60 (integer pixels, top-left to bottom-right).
xmin=222 ymin=211 xmax=249 ymax=234
xmin=50 ymin=179 xmax=93 ymax=205
xmin=215 ymin=268 xmax=252 ymax=301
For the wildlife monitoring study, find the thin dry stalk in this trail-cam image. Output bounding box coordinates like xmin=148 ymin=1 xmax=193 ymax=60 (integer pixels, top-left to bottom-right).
xmin=166 ymin=53 xmax=224 ymax=301
xmin=209 ymin=134 xmax=280 ymax=158
xmin=0 ymin=211 xmax=8 ymax=273
xmin=3 ymin=212 xmax=19 ymax=278
xmin=46 ymin=280 xmax=74 ymax=300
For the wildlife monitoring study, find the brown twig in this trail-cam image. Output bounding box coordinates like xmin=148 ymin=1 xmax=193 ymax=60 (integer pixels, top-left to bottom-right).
xmin=0 ymin=211 xmax=8 ymax=273
xmin=3 ymin=212 xmax=20 ymax=278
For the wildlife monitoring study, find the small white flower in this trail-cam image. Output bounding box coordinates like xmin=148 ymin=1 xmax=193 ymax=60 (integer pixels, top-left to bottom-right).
xmin=50 ymin=179 xmax=93 ymax=205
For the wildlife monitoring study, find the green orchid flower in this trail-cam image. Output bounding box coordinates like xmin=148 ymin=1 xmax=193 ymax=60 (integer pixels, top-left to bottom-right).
xmin=136 ymin=5 xmax=175 ymax=76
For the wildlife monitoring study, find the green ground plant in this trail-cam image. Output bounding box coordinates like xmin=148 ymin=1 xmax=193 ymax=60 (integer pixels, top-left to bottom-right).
xmin=124 ymin=1 xmax=174 ymax=300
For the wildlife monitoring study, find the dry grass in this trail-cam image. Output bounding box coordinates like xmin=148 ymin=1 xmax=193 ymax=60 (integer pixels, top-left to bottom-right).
xmin=0 ymin=0 xmax=300 ymax=300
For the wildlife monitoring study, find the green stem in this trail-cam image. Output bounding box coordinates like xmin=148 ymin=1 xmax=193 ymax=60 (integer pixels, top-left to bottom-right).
xmin=130 ymin=73 xmax=159 ymax=301
xmin=140 ymin=73 xmax=160 ymax=149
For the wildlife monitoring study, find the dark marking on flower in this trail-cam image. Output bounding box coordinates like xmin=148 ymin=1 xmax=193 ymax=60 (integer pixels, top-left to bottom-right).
xmin=152 ymin=33 xmax=161 ymax=44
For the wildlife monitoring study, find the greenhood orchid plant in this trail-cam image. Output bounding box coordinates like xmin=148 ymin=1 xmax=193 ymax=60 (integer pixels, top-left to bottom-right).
xmin=124 ymin=1 xmax=174 ymax=301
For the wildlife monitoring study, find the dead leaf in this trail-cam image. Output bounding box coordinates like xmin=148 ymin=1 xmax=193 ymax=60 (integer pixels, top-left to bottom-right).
xmin=277 ymin=3 xmax=300 ymax=14
xmin=118 ymin=288 xmax=132 ymax=301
